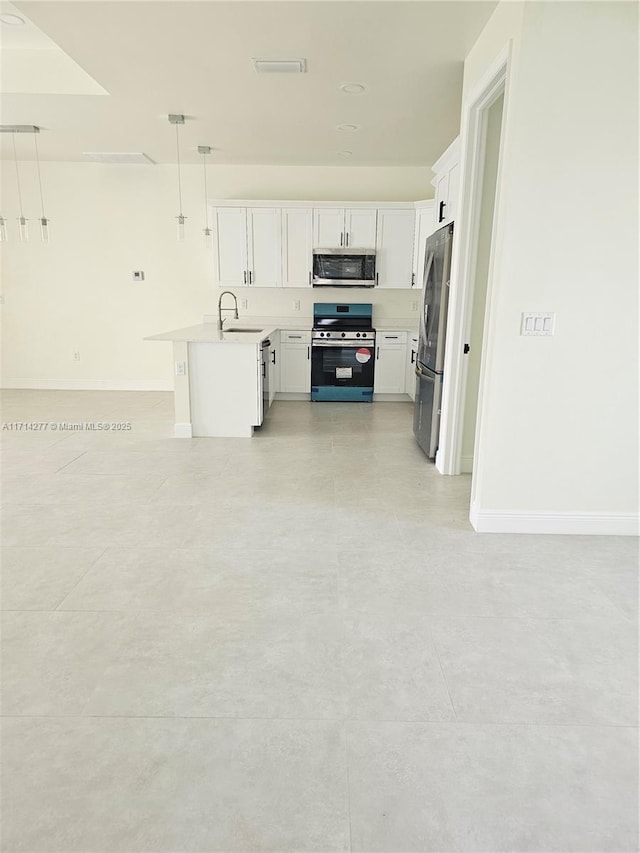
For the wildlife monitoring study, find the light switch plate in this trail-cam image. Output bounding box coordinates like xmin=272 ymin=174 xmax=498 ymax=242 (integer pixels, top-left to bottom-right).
xmin=521 ymin=312 xmax=555 ymax=336
xmin=132 ymin=270 xmax=145 ymax=282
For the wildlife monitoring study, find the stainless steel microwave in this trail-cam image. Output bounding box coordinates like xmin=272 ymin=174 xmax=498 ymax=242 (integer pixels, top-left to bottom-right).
xmin=312 ymin=248 xmax=376 ymax=287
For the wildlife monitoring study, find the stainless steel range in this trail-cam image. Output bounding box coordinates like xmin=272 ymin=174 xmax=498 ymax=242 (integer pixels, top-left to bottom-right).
xmin=311 ymin=303 xmax=375 ymax=402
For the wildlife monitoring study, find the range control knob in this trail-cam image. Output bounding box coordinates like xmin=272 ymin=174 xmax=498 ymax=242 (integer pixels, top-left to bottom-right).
xmin=356 ymin=332 xmax=361 ymax=338
xmin=342 ymin=332 xmax=346 ymax=338
xmin=326 ymin=332 xmax=331 ymax=338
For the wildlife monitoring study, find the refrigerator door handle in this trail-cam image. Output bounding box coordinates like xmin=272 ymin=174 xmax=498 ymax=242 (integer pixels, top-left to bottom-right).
xmin=420 ymin=250 xmax=435 ymax=343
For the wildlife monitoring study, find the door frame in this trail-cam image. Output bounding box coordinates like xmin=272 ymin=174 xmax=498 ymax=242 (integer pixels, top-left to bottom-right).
xmin=436 ymin=44 xmax=511 ymax=480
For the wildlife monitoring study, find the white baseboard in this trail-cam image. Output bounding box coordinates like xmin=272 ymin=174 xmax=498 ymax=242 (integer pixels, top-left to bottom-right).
xmin=174 ymin=422 xmax=193 ymax=438
xmin=460 ymin=454 xmax=474 ymax=474
xmin=470 ymin=503 xmax=639 ymax=536
xmin=1 ymin=379 xmax=174 ymax=392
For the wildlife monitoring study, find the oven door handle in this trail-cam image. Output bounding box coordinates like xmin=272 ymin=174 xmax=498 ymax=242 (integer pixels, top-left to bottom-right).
xmin=312 ymin=340 xmax=374 ymax=348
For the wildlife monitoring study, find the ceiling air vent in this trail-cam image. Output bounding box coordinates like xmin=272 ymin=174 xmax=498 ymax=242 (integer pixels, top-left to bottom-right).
xmin=252 ymin=58 xmax=307 ymax=74
xmin=82 ymin=152 xmax=155 ymax=165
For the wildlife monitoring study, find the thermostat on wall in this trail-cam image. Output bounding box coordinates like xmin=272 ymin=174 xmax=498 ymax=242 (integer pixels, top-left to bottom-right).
xmin=521 ymin=312 xmax=555 ymax=336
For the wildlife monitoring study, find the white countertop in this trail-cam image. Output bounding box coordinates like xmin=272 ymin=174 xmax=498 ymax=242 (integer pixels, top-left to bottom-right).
xmin=146 ymin=318 xmax=417 ymax=343
xmin=145 ymin=323 xmax=279 ymax=344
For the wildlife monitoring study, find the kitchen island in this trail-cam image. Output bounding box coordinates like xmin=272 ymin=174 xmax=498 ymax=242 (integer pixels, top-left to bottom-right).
xmin=146 ymin=323 xmax=278 ymax=437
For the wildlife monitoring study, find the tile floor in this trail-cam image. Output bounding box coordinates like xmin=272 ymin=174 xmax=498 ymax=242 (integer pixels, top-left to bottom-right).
xmin=1 ymin=390 xmax=638 ymax=852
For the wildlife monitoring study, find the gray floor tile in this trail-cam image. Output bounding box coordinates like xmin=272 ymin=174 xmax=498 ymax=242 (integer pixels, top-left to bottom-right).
xmin=83 ymin=610 xmax=345 ymax=719
xmin=338 ymin=548 xmax=623 ymax=620
xmin=0 ymin=546 xmax=104 ymax=610
xmin=59 ymin=546 xmax=339 ymax=614
xmin=1 ymin=611 xmax=130 ymax=715
xmin=343 ymin=611 xmax=455 ymax=721
xmin=2 ymin=716 xmax=350 ymax=852
xmin=432 ymin=616 xmax=638 ymax=725
xmin=347 ymin=720 xmax=639 ymax=852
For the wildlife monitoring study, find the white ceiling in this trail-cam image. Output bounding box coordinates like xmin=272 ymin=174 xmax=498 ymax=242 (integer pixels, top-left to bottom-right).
xmin=1 ymin=0 xmax=497 ymax=166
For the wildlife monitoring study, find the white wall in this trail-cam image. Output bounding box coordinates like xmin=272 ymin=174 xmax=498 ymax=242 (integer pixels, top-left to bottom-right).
xmin=467 ymin=1 xmax=638 ymax=531
xmin=0 ymin=163 xmax=430 ymax=387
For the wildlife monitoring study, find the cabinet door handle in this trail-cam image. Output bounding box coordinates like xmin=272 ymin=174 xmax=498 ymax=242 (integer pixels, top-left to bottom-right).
xmin=262 ymin=361 xmax=266 ymax=378
xmin=376 ymin=273 xmax=379 ymax=286
xmin=307 ymin=346 xmax=310 ymax=359
xmin=308 ymin=271 xmax=312 ymax=285
xmin=345 ymin=232 xmax=349 ymax=247
xmin=386 ymin=335 xmax=399 ymax=339
xmin=439 ymin=201 xmax=446 ymax=222
xmin=411 ymin=273 xmax=415 ymax=287
xmin=376 ymin=347 xmax=380 ymax=360
xmin=271 ymin=350 xmax=276 ymax=365
xmin=243 ymin=270 xmax=247 ymax=284
xmin=249 ymin=270 xmax=253 ymax=284
xmin=411 ymin=350 xmax=416 ymax=364
xmin=290 ymin=335 xmax=302 ymax=339
xmin=340 ymin=232 xmax=344 ymax=247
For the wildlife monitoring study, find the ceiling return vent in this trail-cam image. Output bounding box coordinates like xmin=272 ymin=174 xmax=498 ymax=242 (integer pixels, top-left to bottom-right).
xmin=252 ymin=58 xmax=307 ymax=74
xmin=82 ymin=152 xmax=155 ymax=165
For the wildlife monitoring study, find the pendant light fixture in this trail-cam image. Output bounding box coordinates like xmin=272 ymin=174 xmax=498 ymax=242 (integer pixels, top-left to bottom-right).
xmin=198 ymin=145 xmax=212 ymax=248
xmin=11 ymin=132 xmax=28 ymax=241
xmin=168 ymin=114 xmax=186 ymax=241
xmin=33 ymin=131 xmax=50 ymax=242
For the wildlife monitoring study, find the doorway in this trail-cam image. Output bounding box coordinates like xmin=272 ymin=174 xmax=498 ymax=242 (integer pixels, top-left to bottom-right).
xmin=460 ymin=92 xmax=504 ymax=473
xmin=436 ymin=49 xmax=509 ymax=531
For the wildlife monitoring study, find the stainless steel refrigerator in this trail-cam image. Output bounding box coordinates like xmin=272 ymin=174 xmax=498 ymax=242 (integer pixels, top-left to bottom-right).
xmin=413 ymin=222 xmax=454 ymax=459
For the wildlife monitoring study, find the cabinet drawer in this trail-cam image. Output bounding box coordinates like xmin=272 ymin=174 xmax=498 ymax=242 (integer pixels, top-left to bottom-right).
xmin=281 ymin=330 xmax=311 ymax=343
xmin=377 ymin=331 xmax=407 ymax=345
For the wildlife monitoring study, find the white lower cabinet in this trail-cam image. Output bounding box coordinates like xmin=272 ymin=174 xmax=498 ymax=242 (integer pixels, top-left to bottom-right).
xmin=406 ymin=334 xmax=419 ymax=400
xmin=279 ymin=330 xmax=311 ymax=393
xmin=374 ymin=331 xmax=408 ymax=394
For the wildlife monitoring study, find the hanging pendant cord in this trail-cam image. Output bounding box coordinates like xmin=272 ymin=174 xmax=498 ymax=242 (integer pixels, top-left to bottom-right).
xmin=12 ymin=133 xmax=25 ymax=218
xmin=202 ymin=150 xmax=209 ymax=227
xmin=34 ymin=133 xmax=46 ymax=218
xmin=175 ymin=123 xmax=183 ymax=216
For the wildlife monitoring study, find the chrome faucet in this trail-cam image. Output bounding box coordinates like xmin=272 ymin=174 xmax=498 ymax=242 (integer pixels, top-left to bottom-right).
xmin=217 ymin=290 xmax=239 ymax=331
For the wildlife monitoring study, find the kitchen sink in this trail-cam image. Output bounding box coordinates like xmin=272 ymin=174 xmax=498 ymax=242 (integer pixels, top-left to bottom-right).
xmin=224 ymin=327 xmax=263 ymax=333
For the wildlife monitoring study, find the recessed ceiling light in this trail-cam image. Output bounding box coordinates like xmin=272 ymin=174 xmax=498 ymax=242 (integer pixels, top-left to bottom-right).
xmin=339 ymin=82 xmax=365 ymax=95
xmin=253 ymin=59 xmax=307 ymax=74
xmin=337 ymin=150 xmax=353 ymax=158
xmin=0 ymin=13 xmax=25 ymax=25
xmin=337 ymin=123 xmax=360 ymax=132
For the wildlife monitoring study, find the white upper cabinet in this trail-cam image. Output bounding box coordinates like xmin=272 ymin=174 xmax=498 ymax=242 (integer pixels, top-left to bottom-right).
xmin=412 ymin=201 xmax=435 ymax=289
xmin=213 ymin=208 xmax=248 ymax=287
xmin=213 ymin=207 xmax=281 ymax=287
xmin=247 ymin=208 xmax=281 ymax=287
xmin=313 ymin=208 xmax=377 ymax=249
xmin=345 ymin=209 xmax=377 ymax=248
xmin=375 ymin=208 xmax=415 ymax=289
xmin=313 ymin=209 xmax=344 ymax=248
xmin=432 ymin=137 xmax=460 ymax=228
xmin=281 ymin=208 xmax=313 ymax=287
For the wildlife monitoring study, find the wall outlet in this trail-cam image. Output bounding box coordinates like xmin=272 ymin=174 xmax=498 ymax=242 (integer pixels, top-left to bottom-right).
xmin=73 ymin=350 xmax=81 ymax=361
xmin=132 ymin=270 xmax=145 ymax=282
xmin=293 ymin=300 xmax=301 ymax=311
xmin=241 ymin=298 xmax=248 ymax=310
xmin=175 ymin=361 xmax=186 ymax=376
